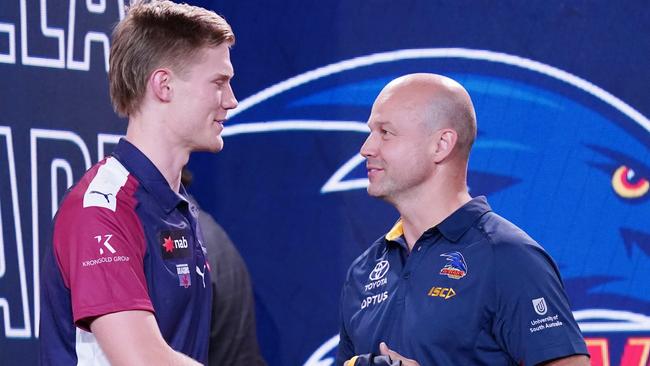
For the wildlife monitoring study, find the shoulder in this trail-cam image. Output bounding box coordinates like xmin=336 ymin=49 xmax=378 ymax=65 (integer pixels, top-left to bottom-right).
xmin=61 ymin=157 xmax=138 ymax=211
xmin=51 ymin=158 xmax=148 ymax=287
xmin=55 ymin=157 xmax=142 ymax=237
xmin=477 ymin=211 xmax=551 ymax=259
xmin=476 ymin=211 xmax=562 ymax=283
xmin=343 ymin=235 xmax=387 ymax=284
xmin=478 ymin=212 xmax=537 ymax=247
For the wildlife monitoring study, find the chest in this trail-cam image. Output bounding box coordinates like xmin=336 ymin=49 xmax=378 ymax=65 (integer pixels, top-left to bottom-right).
xmin=346 ymin=243 xmax=495 ymax=353
xmin=135 ymin=201 xmax=211 ymax=325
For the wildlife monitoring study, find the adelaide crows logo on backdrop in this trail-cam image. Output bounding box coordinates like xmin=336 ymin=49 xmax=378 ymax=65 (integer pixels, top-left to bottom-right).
xmin=191 ymin=48 xmax=650 ymax=365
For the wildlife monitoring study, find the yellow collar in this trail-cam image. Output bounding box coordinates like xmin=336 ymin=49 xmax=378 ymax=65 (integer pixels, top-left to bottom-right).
xmin=385 ymin=219 xmax=404 ymax=241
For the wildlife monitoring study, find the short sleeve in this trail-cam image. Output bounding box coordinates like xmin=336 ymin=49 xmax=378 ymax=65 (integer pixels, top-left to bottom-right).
xmin=491 ymin=242 xmax=589 ymax=365
xmin=336 ymin=279 xmax=356 ymax=366
xmin=53 ymin=187 xmax=153 ymax=330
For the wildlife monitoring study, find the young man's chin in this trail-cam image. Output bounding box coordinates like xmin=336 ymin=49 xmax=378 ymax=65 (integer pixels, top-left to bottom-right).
xmin=210 ymin=136 xmax=225 ymax=152
xmin=194 ymin=140 xmax=224 ymax=153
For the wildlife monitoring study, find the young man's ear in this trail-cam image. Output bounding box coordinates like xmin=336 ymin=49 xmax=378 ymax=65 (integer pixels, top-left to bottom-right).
xmin=150 ymin=69 xmax=173 ymax=102
xmin=433 ymin=128 xmax=458 ymax=163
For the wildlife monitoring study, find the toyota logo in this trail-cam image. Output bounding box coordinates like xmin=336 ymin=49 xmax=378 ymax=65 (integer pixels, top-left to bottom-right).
xmin=369 ymin=260 xmax=390 ymax=281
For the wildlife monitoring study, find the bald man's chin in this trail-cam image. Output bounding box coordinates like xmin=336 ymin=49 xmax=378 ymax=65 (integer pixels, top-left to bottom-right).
xmin=366 ymin=186 xmax=386 ymax=199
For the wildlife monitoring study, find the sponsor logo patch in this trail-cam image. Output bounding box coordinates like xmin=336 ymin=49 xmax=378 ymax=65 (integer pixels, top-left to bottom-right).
xmin=80 ymin=234 xmax=130 ymax=267
xmin=96 ymin=234 xmax=116 ymax=255
xmin=361 ymin=291 xmax=388 ymax=309
xmin=532 ymin=297 xmax=548 ymax=315
xmin=196 ymin=265 xmax=206 ymax=288
xmin=369 ymin=260 xmax=390 ymax=281
xmin=176 ymin=264 xmax=191 ymax=288
xmin=364 ymin=260 xmax=390 ymax=292
xmin=427 ymin=286 xmax=456 ymax=300
xmin=529 ymin=314 xmax=564 ymax=333
xmin=82 ymin=157 xmax=129 ymax=212
xmin=159 ymin=230 xmax=192 ymax=259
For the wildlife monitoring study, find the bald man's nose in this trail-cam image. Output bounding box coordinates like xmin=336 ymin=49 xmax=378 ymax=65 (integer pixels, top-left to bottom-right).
xmin=360 ymin=134 xmax=377 ymax=157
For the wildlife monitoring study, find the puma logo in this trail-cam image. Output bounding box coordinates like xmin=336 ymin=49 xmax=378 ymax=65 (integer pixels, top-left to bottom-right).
xmin=89 ymin=190 xmax=114 ymax=203
xmin=196 ymin=265 xmax=206 ymax=288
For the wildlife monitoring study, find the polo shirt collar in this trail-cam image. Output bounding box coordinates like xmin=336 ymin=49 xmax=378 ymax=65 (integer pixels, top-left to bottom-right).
xmin=384 ymin=196 xmax=491 ymax=244
xmin=437 ymin=196 xmax=491 ymax=242
xmin=112 ymin=138 xmax=187 ymax=213
xmin=385 ymin=220 xmax=404 ymax=241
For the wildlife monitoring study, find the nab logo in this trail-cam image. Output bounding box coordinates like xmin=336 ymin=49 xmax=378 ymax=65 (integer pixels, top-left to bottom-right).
xmin=532 ymin=297 xmax=548 ymax=316
xmin=162 ymin=236 xmax=189 ymax=252
xmin=369 ymin=260 xmax=390 ymax=281
xmin=159 ymin=231 xmax=192 ymax=259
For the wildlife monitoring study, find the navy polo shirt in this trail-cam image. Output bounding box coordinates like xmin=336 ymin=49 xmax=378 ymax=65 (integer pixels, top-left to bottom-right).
xmin=40 ymin=139 xmax=212 ymax=364
xmin=337 ymin=196 xmax=588 ymax=366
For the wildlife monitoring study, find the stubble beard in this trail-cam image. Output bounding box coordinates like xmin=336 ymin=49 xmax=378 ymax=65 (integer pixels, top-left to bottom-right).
xmin=367 ymin=178 xmax=398 ymax=204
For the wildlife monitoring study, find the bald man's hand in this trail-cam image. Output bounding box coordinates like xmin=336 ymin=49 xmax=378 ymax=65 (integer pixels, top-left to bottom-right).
xmin=379 ymin=342 xmax=420 ymax=366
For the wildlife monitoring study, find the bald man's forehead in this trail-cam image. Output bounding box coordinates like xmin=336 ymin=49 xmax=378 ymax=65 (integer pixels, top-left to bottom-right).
xmin=373 ymin=91 xmax=417 ymax=113
xmin=369 ymin=90 xmax=431 ymax=128
xmin=373 ymin=84 xmax=435 ymax=114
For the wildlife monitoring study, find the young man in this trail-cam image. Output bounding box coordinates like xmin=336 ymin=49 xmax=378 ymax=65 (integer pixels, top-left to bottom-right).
xmin=337 ymin=74 xmax=590 ymax=366
xmin=39 ymin=1 xmax=237 ymax=365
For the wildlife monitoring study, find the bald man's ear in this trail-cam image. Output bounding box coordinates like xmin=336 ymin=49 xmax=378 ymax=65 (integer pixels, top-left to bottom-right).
xmin=150 ymin=68 xmax=173 ymax=103
xmin=433 ymin=128 xmax=458 ymax=163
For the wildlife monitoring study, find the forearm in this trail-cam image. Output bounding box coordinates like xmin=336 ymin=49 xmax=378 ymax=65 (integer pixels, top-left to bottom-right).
xmin=90 ymin=310 xmax=201 ymax=366
xmin=102 ymin=347 xmax=201 ymax=366
xmin=170 ymin=350 xmax=202 ymax=366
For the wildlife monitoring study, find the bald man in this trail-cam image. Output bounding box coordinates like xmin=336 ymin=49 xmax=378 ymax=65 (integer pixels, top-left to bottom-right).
xmin=336 ymin=74 xmax=589 ymax=366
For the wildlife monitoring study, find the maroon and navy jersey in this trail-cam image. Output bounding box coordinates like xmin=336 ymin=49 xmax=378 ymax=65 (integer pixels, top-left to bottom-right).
xmin=40 ymin=139 xmax=212 ymax=365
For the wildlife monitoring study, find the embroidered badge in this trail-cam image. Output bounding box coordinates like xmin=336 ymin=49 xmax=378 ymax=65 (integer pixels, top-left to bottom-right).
xmin=176 ymin=264 xmax=191 ymax=288
xmin=159 ymin=230 xmax=192 ymax=259
xmin=439 ymin=251 xmax=467 ymax=279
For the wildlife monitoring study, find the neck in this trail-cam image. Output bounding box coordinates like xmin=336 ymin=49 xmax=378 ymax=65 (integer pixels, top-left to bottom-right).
xmin=392 ymin=167 xmax=471 ymax=251
xmin=125 ymin=116 xmax=189 ymax=192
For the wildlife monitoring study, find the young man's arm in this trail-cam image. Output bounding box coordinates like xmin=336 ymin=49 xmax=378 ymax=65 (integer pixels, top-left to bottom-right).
xmin=91 ymin=310 xmax=201 ymax=366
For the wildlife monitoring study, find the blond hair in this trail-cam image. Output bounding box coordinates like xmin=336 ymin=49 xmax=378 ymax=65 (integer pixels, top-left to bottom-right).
xmin=109 ymin=0 xmax=234 ymax=117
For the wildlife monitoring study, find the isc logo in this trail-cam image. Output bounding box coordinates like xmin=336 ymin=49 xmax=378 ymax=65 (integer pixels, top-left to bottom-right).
xmin=427 ymin=287 xmax=456 ymax=300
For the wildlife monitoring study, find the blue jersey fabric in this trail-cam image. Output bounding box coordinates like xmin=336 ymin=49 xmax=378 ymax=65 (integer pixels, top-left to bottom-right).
xmin=336 ymin=196 xmax=588 ymax=366
xmin=40 ymin=139 xmax=212 ymax=364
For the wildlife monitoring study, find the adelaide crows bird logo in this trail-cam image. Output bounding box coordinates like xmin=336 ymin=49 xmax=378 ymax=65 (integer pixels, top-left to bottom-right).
xmin=188 ymin=49 xmax=650 ymax=365
xmin=439 ymin=252 xmax=467 ymax=279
